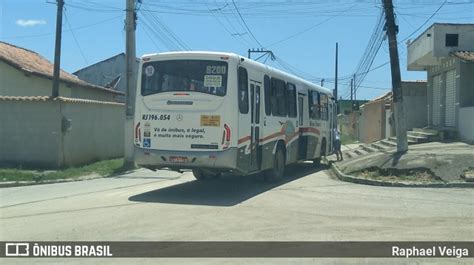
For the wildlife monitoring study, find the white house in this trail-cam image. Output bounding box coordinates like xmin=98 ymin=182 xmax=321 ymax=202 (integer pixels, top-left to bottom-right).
xmin=0 ymin=41 xmax=125 ymax=168
xmin=0 ymin=41 xmax=123 ymax=101
xmin=407 ymin=23 xmax=474 ymax=143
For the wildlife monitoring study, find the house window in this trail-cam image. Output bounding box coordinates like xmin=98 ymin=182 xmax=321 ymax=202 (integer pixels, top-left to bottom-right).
xmin=445 ymin=34 xmax=458 ymax=47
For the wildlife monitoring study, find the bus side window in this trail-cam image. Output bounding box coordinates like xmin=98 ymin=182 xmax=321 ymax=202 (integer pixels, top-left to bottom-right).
xmin=264 ymin=75 xmax=271 ymax=115
xmin=320 ymin=94 xmax=328 ymax=120
xmin=316 ymin=92 xmax=321 ymax=120
xmin=271 ymin=77 xmax=286 ymax=117
xmin=270 ymin=78 xmax=279 ymax=116
xmin=238 ymin=67 xmax=249 ymax=114
xmin=309 ymin=91 xmax=320 ymax=120
xmin=287 ymin=83 xmax=297 ymax=118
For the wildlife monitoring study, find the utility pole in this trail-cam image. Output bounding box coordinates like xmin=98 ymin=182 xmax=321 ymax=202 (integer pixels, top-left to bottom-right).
xmin=52 ymin=0 xmax=64 ymax=98
xmin=382 ymin=0 xmax=408 ymax=153
xmin=334 ymin=42 xmax=338 ymax=114
xmin=353 ymin=74 xmax=357 ymax=110
xmin=124 ymin=0 xmax=137 ymax=168
xmin=350 ymin=78 xmax=354 ymax=111
xmin=247 ymin=48 xmax=275 ymax=60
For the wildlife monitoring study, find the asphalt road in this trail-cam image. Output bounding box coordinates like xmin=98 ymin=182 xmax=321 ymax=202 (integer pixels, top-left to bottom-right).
xmin=1 ymin=163 xmax=473 ymax=264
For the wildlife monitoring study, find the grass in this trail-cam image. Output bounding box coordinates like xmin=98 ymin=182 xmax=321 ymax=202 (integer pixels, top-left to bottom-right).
xmin=340 ymin=133 xmax=357 ymax=145
xmin=0 ymin=159 xmax=128 ymax=182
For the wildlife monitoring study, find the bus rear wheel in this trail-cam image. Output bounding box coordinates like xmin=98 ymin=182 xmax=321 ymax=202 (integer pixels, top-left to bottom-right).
xmin=192 ymin=169 xmax=220 ymax=181
xmin=265 ymin=147 xmax=285 ymax=182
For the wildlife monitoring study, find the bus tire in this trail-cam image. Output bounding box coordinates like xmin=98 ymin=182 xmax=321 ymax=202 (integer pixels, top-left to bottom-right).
xmin=265 ymin=146 xmax=285 ymax=182
xmin=192 ymin=169 xmax=220 ymax=180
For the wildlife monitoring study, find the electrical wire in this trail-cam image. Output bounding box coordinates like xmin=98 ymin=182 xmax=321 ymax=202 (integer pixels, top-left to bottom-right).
xmin=398 ymin=0 xmax=448 ymax=43
xmin=64 ymin=8 xmax=89 ymax=65
xmin=1 ymin=15 xmax=122 ymax=40
xmin=231 ymin=0 xmax=264 ymax=48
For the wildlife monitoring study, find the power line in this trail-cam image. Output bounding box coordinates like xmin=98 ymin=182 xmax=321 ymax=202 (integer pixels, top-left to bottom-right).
xmin=398 ymin=0 xmax=448 ymax=43
xmin=266 ymin=2 xmax=359 ymax=47
xmin=351 ymin=10 xmax=386 ymax=95
xmin=64 ymin=9 xmax=89 ymax=65
xmin=231 ymin=0 xmax=264 ymax=48
xmin=140 ymin=9 xmax=191 ymax=51
xmin=1 ymin=15 xmax=122 ymax=40
xmin=205 ymin=1 xmax=254 ymax=48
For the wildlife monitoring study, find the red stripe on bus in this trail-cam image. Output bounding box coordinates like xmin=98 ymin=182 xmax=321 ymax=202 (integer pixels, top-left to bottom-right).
xmin=259 ymin=131 xmax=284 ymax=143
xmin=237 ymin=135 xmax=251 ymax=145
xmin=299 ymin=127 xmax=320 ymax=135
xmin=285 ymin=132 xmax=300 ymax=144
xmin=238 ymin=128 xmax=318 ymax=146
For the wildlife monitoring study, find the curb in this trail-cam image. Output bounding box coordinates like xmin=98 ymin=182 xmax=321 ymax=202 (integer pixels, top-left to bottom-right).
xmin=0 ymin=175 xmax=106 ymax=188
xmin=330 ymin=163 xmax=474 ymax=188
xmin=0 ymin=167 xmax=143 ymax=188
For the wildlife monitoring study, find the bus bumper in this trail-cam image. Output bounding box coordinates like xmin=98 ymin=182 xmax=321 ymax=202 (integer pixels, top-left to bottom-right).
xmin=134 ymin=147 xmax=239 ymax=172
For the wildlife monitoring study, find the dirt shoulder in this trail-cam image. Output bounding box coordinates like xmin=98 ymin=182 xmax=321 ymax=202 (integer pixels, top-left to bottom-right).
xmin=333 ymin=142 xmax=474 ymax=186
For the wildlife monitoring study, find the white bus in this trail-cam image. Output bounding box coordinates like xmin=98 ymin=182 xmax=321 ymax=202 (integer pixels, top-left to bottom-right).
xmin=134 ymin=51 xmax=336 ymax=181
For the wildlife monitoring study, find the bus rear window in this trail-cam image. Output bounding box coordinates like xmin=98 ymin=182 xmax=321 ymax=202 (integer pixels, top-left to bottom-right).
xmin=141 ymin=60 xmax=228 ymax=96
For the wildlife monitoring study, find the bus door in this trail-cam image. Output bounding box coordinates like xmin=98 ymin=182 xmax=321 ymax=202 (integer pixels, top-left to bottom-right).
xmin=298 ymin=93 xmax=307 ymax=160
xmin=328 ymin=100 xmax=334 ymax=153
xmin=249 ymin=81 xmax=261 ymax=171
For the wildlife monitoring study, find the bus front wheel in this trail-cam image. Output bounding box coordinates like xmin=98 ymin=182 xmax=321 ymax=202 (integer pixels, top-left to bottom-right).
xmin=265 ymin=147 xmax=285 ymax=182
xmin=192 ymin=169 xmax=220 ymax=181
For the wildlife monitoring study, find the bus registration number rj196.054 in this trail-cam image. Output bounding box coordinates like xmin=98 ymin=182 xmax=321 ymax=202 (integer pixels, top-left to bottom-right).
xmin=169 ymin=156 xmax=188 ymax=163
xmin=142 ymin=114 xmax=171 ymax=121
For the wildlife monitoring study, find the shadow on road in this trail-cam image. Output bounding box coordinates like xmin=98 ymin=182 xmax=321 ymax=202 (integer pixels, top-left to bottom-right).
xmin=128 ymin=163 xmax=329 ymax=207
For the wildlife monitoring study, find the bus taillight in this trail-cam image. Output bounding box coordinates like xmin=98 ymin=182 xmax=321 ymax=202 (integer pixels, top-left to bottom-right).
xmin=224 ymin=124 xmax=231 ymax=141
xmin=135 ymin=122 xmax=141 ymax=145
xmin=222 ymin=124 xmax=231 ymax=149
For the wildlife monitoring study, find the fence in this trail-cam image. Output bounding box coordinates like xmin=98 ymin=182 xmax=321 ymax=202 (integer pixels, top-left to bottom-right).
xmin=0 ymin=96 xmax=125 ymax=168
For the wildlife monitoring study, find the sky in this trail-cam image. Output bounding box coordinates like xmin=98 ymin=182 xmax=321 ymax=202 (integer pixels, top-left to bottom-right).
xmin=1 ymin=0 xmax=473 ymax=100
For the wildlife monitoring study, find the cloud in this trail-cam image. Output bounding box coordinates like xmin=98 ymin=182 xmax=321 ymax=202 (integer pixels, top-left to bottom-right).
xmin=16 ymin=19 xmax=46 ymax=27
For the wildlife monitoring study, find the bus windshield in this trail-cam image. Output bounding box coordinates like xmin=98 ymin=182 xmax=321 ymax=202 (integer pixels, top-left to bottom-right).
xmin=141 ymin=60 xmax=228 ymax=96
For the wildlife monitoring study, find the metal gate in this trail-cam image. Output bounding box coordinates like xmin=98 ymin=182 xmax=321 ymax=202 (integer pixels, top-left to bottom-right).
xmin=432 ymin=74 xmax=441 ymax=126
xmin=444 ymin=69 xmax=456 ymax=127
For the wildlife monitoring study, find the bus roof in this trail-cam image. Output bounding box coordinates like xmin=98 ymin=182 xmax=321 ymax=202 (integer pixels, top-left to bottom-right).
xmin=140 ymin=51 xmax=333 ymax=97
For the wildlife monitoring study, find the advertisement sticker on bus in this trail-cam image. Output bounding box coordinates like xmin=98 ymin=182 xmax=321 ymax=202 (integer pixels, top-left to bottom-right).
xmin=144 ymin=65 xmax=155 ymax=76
xmin=200 ymin=115 xmax=221 ymax=127
xmin=204 ymin=75 xmax=223 ymax=87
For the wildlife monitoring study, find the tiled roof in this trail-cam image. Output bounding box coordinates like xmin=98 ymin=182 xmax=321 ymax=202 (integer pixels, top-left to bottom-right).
xmin=0 ymin=96 xmax=125 ymax=106
xmin=0 ymin=42 xmax=123 ymax=95
xmin=452 ymin=51 xmax=474 ymax=62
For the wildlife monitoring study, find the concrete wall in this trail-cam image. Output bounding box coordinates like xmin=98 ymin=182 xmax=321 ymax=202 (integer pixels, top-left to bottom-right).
xmin=459 ymin=107 xmax=474 ymax=144
xmin=408 ymin=24 xmax=474 ymax=71
xmin=407 ymin=26 xmax=435 ymax=70
xmin=0 ymin=99 xmax=125 ymax=168
xmin=433 ymin=24 xmax=474 ymax=57
xmin=459 ymin=60 xmax=474 ymax=108
xmin=359 ymin=100 xmax=385 ymax=143
xmin=402 ymin=81 xmax=428 ymax=130
xmin=61 ymin=101 xmax=125 ymax=166
xmin=0 ymin=100 xmax=62 ymax=168
xmin=0 ymin=62 xmax=118 ymax=102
